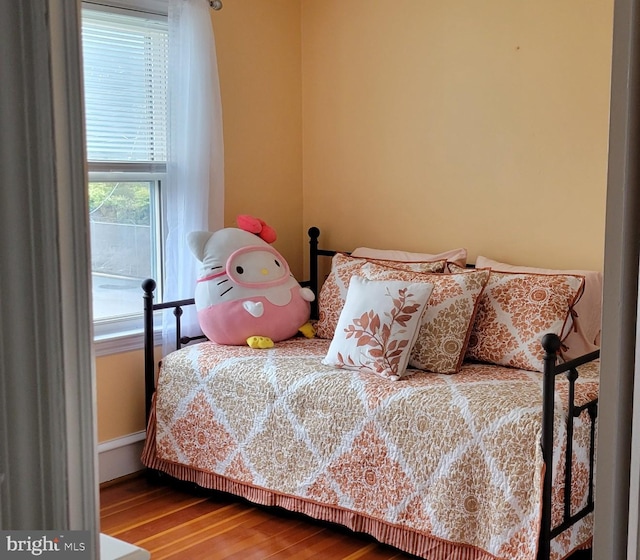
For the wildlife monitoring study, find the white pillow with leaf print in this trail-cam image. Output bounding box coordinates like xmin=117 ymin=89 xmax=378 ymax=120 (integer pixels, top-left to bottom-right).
xmin=323 ymin=276 xmax=434 ymax=381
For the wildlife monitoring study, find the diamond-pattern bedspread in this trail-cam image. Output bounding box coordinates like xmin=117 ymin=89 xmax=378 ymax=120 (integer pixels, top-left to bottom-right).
xmin=143 ymin=338 xmax=598 ymax=560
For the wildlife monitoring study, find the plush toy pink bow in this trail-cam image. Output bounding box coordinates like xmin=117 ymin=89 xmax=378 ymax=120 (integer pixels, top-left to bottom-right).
xmin=236 ymin=214 xmax=277 ymax=244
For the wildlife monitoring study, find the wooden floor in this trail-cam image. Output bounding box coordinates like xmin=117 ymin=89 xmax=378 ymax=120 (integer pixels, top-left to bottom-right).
xmin=99 ymin=473 xmax=419 ymax=559
xmin=100 ymin=473 xmax=593 ymax=560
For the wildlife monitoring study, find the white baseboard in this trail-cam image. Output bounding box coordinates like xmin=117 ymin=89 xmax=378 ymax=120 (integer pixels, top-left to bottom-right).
xmin=98 ymin=431 xmax=147 ymax=483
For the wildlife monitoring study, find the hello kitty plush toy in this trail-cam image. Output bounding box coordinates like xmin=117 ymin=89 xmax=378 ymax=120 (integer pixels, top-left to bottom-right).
xmin=187 ymin=215 xmax=315 ymax=348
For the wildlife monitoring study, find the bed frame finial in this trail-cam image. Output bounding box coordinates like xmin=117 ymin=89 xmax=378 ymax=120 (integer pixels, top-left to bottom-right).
xmin=541 ymin=332 xmax=562 ymax=355
xmin=142 ymin=278 xmax=157 ymax=294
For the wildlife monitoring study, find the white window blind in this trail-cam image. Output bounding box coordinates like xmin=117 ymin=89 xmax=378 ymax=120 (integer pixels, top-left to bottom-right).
xmin=82 ymin=7 xmax=168 ymax=163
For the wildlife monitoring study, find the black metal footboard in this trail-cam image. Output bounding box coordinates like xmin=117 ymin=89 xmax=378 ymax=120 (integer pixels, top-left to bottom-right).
xmin=142 ymin=226 xmax=599 ymax=559
xmin=539 ymin=335 xmax=599 ymax=559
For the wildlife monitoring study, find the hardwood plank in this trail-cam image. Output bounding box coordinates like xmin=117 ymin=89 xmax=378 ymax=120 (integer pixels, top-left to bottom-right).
xmin=140 ymin=506 xmax=265 ymax=559
xmin=160 ymin=521 xmax=325 ymax=560
xmin=260 ymin=529 xmax=370 ymax=560
xmin=112 ymin=501 xmax=245 ymax=544
xmin=100 ymin=486 xmax=177 ymax=517
xmin=101 ymin=491 xmax=209 ymax=534
xmin=99 ymin=476 xmax=166 ymax=509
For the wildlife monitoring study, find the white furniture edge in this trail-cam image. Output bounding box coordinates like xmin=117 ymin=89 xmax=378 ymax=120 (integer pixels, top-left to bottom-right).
xmin=100 ymin=533 xmax=150 ymax=560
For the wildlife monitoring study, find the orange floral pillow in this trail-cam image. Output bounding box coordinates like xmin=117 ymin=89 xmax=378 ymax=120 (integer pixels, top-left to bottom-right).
xmin=474 ymin=256 xmax=603 ymax=360
xmin=322 ymin=276 xmax=434 ymax=380
xmin=465 ymin=271 xmax=585 ymax=372
xmin=315 ymin=253 xmax=446 ymax=340
xmin=360 ymin=263 xmax=491 ymax=373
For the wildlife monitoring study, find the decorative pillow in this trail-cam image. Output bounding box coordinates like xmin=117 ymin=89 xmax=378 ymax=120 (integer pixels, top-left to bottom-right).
xmin=465 ymin=271 xmax=585 ymax=372
xmin=360 ymin=263 xmax=491 ymax=374
xmin=475 ymin=256 xmax=603 ymax=360
xmin=322 ymin=276 xmax=434 ymax=380
xmin=351 ymin=246 xmax=468 ymax=268
xmin=315 ymin=253 xmax=447 ymax=339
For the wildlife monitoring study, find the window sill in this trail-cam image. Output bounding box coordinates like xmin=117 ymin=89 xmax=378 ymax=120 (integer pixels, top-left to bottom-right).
xmin=94 ymin=328 xmax=162 ymax=357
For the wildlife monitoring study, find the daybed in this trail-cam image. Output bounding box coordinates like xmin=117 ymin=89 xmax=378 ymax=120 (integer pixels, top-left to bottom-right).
xmin=141 ymin=227 xmax=600 ymax=560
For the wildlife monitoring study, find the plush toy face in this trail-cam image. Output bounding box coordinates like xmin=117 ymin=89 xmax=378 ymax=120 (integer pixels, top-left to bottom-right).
xmin=226 ymin=245 xmax=290 ymax=289
xmin=188 ymin=224 xmax=313 ymax=346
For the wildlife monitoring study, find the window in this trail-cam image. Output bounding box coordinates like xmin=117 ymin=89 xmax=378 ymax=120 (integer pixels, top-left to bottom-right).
xmin=81 ymin=2 xmax=168 ymax=351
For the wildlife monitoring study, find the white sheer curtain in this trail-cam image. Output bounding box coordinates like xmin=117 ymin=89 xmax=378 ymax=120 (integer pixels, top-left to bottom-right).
xmin=163 ymin=0 xmax=224 ymax=353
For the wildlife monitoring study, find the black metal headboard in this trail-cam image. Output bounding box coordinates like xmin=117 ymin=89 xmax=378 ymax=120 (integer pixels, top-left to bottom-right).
xmin=306 ymin=226 xmax=341 ymax=319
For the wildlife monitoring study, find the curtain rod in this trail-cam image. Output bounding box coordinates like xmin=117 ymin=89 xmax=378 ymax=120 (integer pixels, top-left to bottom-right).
xmin=209 ymin=0 xmax=223 ymax=9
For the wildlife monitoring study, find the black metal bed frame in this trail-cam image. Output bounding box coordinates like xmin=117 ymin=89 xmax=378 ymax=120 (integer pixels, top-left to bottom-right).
xmin=142 ymin=226 xmax=599 ymax=560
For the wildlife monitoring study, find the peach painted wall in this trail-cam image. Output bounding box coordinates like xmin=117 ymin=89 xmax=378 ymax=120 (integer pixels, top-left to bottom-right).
xmin=96 ymin=349 xmax=146 ymax=442
xmin=301 ymin=0 xmax=613 ymax=271
xmin=213 ymin=0 xmax=304 ymax=278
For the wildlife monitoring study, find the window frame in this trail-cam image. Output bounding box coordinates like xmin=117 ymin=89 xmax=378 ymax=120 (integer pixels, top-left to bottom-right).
xmin=90 ymin=169 xmax=164 ymax=355
xmin=83 ymin=0 xmax=169 ymax=355
xmin=83 ymin=0 xmax=168 ymax=18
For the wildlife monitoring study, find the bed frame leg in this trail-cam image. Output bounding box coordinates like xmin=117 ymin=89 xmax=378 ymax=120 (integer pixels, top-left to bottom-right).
xmin=142 ymin=278 xmax=157 ymax=424
xmin=308 ymin=226 xmax=320 ymax=319
xmin=539 ymin=333 xmax=562 ymax=560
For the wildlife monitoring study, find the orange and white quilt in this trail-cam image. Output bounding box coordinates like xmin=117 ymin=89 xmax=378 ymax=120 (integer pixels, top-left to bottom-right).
xmin=142 ymin=338 xmax=598 ymax=560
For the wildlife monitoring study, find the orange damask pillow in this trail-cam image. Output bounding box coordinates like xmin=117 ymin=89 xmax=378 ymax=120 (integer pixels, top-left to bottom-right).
xmin=315 ymin=253 xmax=447 ymax=340
xmin=465 ymin=271 xmax=585 ymax=372
xmin=360 ymin=263 xmax=491 ymax=374
xmin=474 ymin=256 xmax=602 ymax=360
xmin=322 ymin=276 xmax=434 ymax=380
